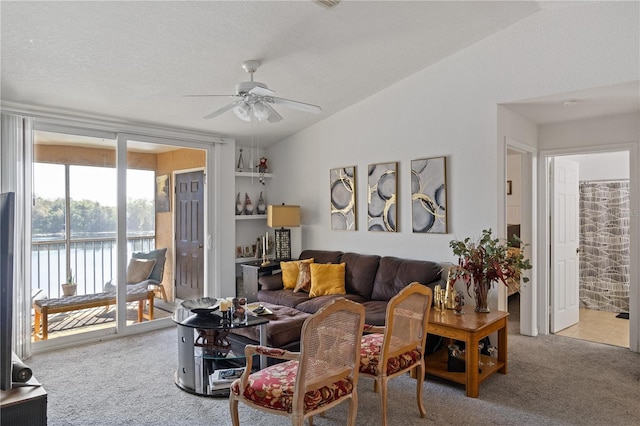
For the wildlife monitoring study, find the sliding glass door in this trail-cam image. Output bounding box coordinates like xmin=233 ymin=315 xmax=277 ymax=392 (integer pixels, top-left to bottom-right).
xmin=30 ymin=125 xmax=212 ymax=347
xmin=32 ymin=129 xmax=121 ymax=343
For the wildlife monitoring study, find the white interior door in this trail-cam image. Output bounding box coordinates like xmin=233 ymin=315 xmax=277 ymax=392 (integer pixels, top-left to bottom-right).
xmin=550 ymin=157 xmax=580 ymax=333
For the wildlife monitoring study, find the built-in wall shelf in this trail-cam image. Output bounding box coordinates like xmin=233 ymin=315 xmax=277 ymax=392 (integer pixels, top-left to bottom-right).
xmin=235 ymin=146 xmax=273 ymax=297
xmin=235 ymin=171 xmax=273 ymax=179
xmin=235 ymin=214 xmax=267 ymax=221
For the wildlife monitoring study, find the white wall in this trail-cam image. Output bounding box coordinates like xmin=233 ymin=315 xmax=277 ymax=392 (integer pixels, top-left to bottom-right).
xmin=267 ymin=2 xmax=639 ymax=265
xmin=540 ymin=112 xmax=639 ymax=153
xmin=563 ymin=151 xmax=630 ymax=181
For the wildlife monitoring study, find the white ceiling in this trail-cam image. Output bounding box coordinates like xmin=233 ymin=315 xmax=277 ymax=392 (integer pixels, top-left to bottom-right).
xmin=1 ymin=1 xmax=638 ymax=148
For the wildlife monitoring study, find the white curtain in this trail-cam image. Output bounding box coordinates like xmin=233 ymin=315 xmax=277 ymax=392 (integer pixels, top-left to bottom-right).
xmin=1 ymin=113 xmax=33 ymax=358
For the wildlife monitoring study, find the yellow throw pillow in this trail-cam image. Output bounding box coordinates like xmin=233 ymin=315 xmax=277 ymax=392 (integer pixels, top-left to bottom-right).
xmin=294 ymin=261 xmax=312 ymax=293
xmin=309 ymin=263 xmax=346 ymax=298
xmin=126 ymin=258 xmax=156 ymax=284
xmin=280 ymin=258 xmax=314 ymax=289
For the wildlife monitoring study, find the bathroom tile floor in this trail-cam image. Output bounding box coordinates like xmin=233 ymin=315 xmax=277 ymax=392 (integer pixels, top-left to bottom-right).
xmin=555 ymin=308 xmax=629 ymax=348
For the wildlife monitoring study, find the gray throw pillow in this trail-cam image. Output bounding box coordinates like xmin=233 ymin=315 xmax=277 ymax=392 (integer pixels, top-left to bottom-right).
xmin=132 ymin=248 xmax=167 ymax=282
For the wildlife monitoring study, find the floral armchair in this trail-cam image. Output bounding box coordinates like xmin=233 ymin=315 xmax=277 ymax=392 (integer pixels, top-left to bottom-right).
xmin=229 ymin=298 xmax=365 ymax=426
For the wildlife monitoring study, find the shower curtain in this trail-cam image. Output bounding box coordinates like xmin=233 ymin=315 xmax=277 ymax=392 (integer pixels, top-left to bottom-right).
xmin=579 ymin=180 xmax=630 ymax=313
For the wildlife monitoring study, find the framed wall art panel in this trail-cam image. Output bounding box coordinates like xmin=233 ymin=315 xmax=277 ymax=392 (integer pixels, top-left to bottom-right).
xmin=330 ymin=166 xmax=357 ymax=231
xmin=411 ymin=157 xmax=447 ymax=233
xmin=367 ymin=162 xmax=397 ymax=232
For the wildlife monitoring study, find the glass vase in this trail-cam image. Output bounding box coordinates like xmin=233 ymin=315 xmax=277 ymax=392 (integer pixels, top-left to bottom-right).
xmin=474 ymin=277 xmax=491 ymax=313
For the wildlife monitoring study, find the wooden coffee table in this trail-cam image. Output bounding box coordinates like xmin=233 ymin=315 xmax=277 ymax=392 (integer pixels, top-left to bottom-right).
xmin=425 ymin=309 xmax=508 ymax=397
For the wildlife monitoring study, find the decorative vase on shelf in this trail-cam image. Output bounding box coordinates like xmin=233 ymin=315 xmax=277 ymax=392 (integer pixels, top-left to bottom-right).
xmin=235 ymin=192 xmax=243 ymax=215
xmin=474 ymin=277 xmax=492 ymax=313
xmin=243 ymin=193 xmax=254 ymax=215
xmin=256 ymin=192 xmax=266 ymax=215
xmin=237 ymin=148 xmax=245 ymax=171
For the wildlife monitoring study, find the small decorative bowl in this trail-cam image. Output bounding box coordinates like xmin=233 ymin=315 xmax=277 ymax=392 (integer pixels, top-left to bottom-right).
xmin=181 ymin=297 xmax=219 ymax=315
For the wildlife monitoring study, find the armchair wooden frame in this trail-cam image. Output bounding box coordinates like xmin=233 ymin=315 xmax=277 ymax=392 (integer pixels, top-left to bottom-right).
xmin=359 ymin=282 xmax=433 ymax=426
xmin=229 ymin=298 xmax=366 ymax=426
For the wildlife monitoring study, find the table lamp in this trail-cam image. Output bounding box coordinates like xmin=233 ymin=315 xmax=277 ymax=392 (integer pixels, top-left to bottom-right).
xmin=267 ymin=204 xmax=300 ymax=261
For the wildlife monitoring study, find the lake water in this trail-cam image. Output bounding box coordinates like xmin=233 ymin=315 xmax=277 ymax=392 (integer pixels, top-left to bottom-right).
xmin=32 ymin=239 xmax=153 ymax=298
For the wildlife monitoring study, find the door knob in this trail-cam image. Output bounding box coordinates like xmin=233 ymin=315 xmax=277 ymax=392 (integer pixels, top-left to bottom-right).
xmin=576 ymin=247 xmax=584 ymax=254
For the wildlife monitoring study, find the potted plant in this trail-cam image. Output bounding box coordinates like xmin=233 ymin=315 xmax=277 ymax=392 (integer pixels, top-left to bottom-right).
xmin=61 ymin=269 xmax=77 ymax=297
xmin=449 ymin=229 xmax=531 ymax=312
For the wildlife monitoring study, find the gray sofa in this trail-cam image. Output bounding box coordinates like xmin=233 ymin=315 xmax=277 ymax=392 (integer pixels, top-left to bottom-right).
xmin=228 ymin=249 xmax=445 ymax=364
xmin=257 ymin=249 xmax=443 ymax=326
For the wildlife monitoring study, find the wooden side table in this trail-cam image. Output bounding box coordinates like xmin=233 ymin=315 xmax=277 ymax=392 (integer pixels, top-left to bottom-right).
xmin=425 ymin=309 xmax=509 ymax=398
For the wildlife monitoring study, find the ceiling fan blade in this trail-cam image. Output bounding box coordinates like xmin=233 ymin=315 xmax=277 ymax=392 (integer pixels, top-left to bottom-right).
xmin=248 ymin=86 xmax=275 ymax=97
xmin=184 ymin=94 xmax=238 ymax=98
xmin=263 ymin=104 xmax=283 ymax=123
xmin=203 ymin=101 xmax=239 ymax=119
xmin=270 ymin=97 xmax=322 ymax=114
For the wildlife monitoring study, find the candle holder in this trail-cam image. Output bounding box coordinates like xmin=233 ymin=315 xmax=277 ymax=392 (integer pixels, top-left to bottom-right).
xmin=232 ymin=297 xmax=247 ymax=324
xmin=221 ymin=310 xmax=231 ymax=324
xmin=454 ymin=290 xmax=465 ymax=314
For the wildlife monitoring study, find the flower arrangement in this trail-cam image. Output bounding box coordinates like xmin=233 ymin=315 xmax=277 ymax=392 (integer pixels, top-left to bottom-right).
xmin=449 ymin=229 xmax=531 ymax=312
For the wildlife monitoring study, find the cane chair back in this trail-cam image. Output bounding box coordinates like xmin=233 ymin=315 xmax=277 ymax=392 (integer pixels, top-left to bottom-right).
xmin=359 ymin=282 xmax=433 ymax=426
xmin=230 ymin=298 xmax=365 ymax=426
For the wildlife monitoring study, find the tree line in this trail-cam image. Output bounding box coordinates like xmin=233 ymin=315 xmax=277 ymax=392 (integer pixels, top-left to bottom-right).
xmin=32 ymin=197 xmax=155 ymax=238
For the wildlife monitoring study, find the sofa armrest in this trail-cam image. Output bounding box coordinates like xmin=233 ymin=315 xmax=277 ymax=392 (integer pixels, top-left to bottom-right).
xmin=258 ymin=273 xmax=284 ymax=291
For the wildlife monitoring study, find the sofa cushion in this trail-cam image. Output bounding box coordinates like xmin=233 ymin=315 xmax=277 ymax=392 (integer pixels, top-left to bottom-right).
xmin=259 ymin=273 xmax=284 ymax=291
xmin=341 ymin=252 xmax=380 ymax=300
xmin=229 ymin=304 xmax=311 ymax=348
xmin=299 ymin=250 xmax=343 ymax=264
xmin=361 ymin=300 xmax=388 ymax=326
xmin=258 ymin=289 xmax=311 ymax=308
xmin=296 ymin=294 xmax=368 ymax=315
xmin=309 ymin=263 xmax=346 ymax=298
xmin=370 ymin=257 xmax=441 ymax=301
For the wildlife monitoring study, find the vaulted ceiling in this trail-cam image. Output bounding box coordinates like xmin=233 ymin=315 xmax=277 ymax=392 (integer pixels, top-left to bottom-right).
xmin=1 ymin=2 xmax=637 ymax=147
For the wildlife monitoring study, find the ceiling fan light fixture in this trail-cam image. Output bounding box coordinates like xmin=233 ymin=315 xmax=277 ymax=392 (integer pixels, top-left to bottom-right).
xmin=195 ymin=60 xmax=322 ymax=122
xmin=253 ymin=101 xmax=270 ymax=121
xmin=233 ymin=101 xmax=252 ymax=121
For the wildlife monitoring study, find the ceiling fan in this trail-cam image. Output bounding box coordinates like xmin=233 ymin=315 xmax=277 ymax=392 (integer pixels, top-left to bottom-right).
xmin=186 ymin=60 xmax=322 ymax=123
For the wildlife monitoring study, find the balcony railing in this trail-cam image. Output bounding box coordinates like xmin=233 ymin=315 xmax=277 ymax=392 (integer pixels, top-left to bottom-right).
xmin=32 ymin=236 xmax=155 ymax=299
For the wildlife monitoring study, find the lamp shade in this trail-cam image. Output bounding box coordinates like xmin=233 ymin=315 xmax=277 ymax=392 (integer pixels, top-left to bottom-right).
xmin=253 ymin=101 xmax=270 ymax=121
xmin=267 ymin=205 xmax=301 ymax=228
xmin=233 ymin=102 xmax=252 ymax=121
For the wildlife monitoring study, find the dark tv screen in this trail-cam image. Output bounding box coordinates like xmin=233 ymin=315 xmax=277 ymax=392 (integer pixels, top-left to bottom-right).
xmin=0 ymin=192 xmax=15 ymax=390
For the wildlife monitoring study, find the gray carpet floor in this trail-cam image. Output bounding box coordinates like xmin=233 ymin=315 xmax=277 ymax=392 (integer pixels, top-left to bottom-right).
xmin=26 ymin=306 xmax=640 ymax=425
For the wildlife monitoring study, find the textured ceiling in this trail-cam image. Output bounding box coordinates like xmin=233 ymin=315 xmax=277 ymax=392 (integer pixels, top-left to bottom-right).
xmin=1 ymin=2 xmax=636 ymax=148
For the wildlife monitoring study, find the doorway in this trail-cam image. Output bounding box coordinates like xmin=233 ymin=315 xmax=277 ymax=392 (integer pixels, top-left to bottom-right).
xmin=548 ymin=151 xmax=630 ymax=348
xmin=174 ymin=169 xmax=205 ymax=301
xmin=503 ymin=139 xmax=536 ymax=337
xmin=538 ymin=151 xmax=636 ymax=348
xmin=506 ymin=148 xmax=631 ymax=348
